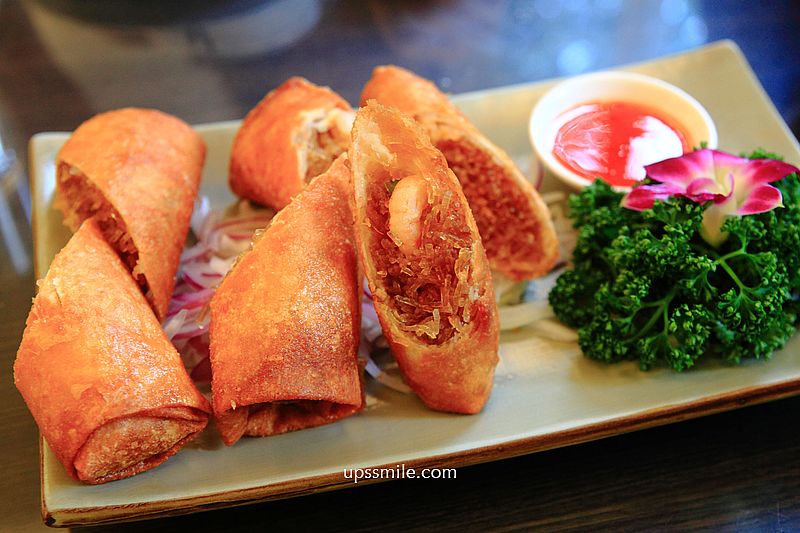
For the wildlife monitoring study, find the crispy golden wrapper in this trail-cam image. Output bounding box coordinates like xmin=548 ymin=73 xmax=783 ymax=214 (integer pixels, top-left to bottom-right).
xmin=349 ymin=102 xmax=499 ymax=414
xmin=362 ymin=65 xmax=558 ymax=280
xmin=56 ymin=107 xmax=206 ymax=320
xmin=14 ymin=219 xmax=210 ymax=484
xmin=211 ymin=156 xmax=364 ymax=446
xmin=229 ymin=77 xmax=355 ymax=210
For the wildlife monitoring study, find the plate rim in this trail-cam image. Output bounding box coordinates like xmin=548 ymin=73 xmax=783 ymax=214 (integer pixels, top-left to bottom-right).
xmin=42 ymin=377 xmax=800 ymax=527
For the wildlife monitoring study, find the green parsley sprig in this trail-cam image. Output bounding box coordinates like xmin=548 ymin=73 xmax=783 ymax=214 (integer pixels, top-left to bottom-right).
xmin=549 ymin=150 xmax=800 ymax=371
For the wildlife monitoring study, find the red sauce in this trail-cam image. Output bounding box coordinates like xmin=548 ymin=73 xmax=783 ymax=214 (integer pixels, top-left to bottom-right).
xmin=552 ymin=101 xmax=690 ymax=187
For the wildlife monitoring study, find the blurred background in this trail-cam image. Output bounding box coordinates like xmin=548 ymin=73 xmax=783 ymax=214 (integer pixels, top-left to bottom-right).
xmin=1 ymin=0 xmax=799 ymax=530
xmin=1 ymin=0 xmax=799 ymax=283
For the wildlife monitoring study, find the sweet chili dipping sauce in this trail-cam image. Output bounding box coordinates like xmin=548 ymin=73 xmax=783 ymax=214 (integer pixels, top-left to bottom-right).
xmin=552 ymin=101 xmax=690 ymax=187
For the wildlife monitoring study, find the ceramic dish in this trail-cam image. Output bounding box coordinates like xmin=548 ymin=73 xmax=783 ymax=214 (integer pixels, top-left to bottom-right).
xmin=529 ymin=71 xmax=718 ymax=191
xmin=29 ymin=40 xmax=800 ymax=527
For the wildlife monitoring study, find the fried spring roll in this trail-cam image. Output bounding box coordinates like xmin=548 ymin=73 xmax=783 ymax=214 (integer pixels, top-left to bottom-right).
xmin=229 ymin=77 xmax=355 ymax=210
xmin=56 ymin=108 xmax=206 ymax=320
xmin=349 ymin=102 xmax=499 ymax=414
xmin=211 ymin=156 xmax=363 ymax=446
xmin=362 ymin=65 xmax=559 ymax=281
xmin=14 ymin=219 xmax=210 ymax=485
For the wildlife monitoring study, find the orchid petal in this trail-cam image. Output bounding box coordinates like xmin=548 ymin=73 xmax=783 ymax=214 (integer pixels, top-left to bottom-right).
xmin=621 ymin=183 xmax=682 ymax=211
xmin=725 ymin=158 xmax=796 ymax=209
xmin=644 ymin=149 xmax=714 ymax=188
xmin=735 ymin=183 xmax=783 ymax=215
xmin=711 ymin=170 xmax=736 ymax=205
xmin=685 ymin=177 xmax=727 ymax=203
xmin=738 ymin=158 xmax=799 ymax=186
xmin=700 ymin=194 xmax=738 ymax=248
xmin=708 ymin=150 xmax=749 ymax=168
xmin=627 ymin=149 xmax=798 ymax=247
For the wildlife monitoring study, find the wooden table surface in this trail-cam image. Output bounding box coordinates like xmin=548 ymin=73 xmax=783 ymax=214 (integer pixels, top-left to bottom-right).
xmin=1 ymin=1 xmax=799 ymax=531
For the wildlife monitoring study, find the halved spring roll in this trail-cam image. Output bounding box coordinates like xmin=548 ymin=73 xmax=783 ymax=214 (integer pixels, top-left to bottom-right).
xmin=229 ymin=77 xmax=355 ymax=210
xmin=362 ymin=65 xmax=559 ymax=281
xmin=56 ymin=107 xmax=206 ymax=320
xmin=14 ymin=218 xmax=211 ymax=485
xmin=210 ymin=156 xmax=364 ymax=446
xmin=349 ymin=102 xmax=499 ymax=414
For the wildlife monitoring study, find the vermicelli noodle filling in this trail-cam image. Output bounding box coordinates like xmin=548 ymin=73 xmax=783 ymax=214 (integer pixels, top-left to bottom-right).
xmin=303 ymin=109 xmax=355 ymax=182
xmin=364 ymin=152 xmax=477 ymax=345
xmin=57 ymin=164 xmax=152 ymax=306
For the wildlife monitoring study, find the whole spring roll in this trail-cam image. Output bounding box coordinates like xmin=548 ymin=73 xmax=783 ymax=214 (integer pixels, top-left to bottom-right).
xmin=349 ymin=102 xmax=499 ymax=414
xmin=211 ymin=156 xmax=363 ymax=446
xmin=362 ymin=66 xmax=559 ymax=281
xmin=229 ymin=77 xmax=355 ymax=210
xmin=14 ymin=218 xmax=211 ymax=485
xmin=56 ymin=107 xmax=206 ymax=320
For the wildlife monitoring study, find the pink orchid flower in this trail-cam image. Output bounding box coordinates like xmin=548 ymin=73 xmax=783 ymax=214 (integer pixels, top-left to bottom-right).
xmin=622 ymin=149 xmax=799 ymax=246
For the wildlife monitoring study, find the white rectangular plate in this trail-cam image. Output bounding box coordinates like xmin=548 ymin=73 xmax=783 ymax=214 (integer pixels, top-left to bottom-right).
xmin=30 ymin=40 xmax=800 ymax=527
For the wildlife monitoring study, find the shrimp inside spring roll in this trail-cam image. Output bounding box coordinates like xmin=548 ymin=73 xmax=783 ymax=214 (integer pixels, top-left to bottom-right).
xmin=362 ymin=65 xmax=559 ymax=281
xmin=350 ymin=102 xmax=499 ymax=414
xmin=14 ymin=219 xmax=210 ymax=484
xmin=229 ymin=77 xmax=355 ymax=210
xmin=211 ymin=156 xmax=364 ymax=446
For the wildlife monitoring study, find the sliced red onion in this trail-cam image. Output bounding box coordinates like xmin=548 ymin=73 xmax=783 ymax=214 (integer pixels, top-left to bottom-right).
xmin=164 ymin=197 xmax=274 ymax=377
xmin=163 ymin=309 xmax=188 ymax=340
xmin=359 ymin=339 xmax=412 ymax=394
xmin=190 ymin=196 xmax=212 ymax=237
xmin=361 ymin=295 xmax=383 ymax=344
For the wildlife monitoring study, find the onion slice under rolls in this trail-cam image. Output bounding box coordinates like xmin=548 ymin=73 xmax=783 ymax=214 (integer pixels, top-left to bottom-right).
xmin=210 ymin=156 xmax=364 ymax=446
xmin=14 ymin=218 xmax=210 ymax=484
xmin=163 ymin=199 xmax=275 ymax=382
xmin=349 ymin=102 xmax=499 ymax=414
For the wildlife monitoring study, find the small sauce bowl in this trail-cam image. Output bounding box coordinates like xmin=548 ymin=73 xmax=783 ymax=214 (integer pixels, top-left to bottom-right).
xmin=529 ymin=71 xmax=717 ymax=191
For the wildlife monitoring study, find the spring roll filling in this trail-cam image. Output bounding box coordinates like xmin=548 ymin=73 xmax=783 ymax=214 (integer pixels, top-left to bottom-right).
xmin=57 ymin=164 xmax=154 ymax=308
xmin=362 ymin=138 xmax=477 ymax=345
xmin=436 ymin=139 xmax=545 ymax=269
xmin=302 ymin=109 xmax=355 ymax=182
